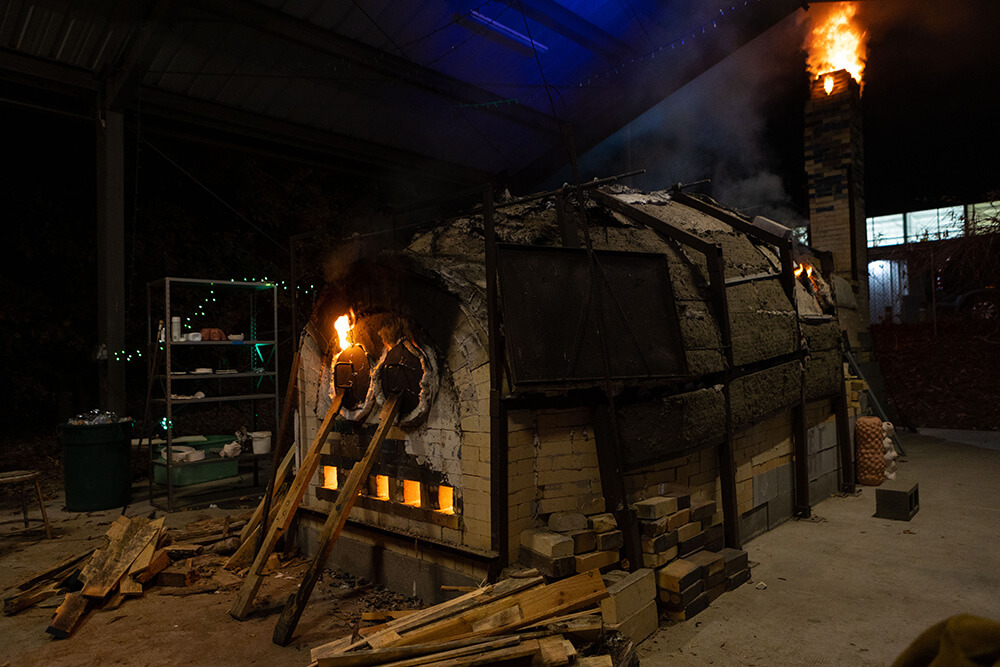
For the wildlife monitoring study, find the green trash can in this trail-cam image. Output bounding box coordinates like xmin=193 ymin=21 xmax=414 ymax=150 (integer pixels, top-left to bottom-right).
xmin=59 ymin=420 xmax=133 ymax=511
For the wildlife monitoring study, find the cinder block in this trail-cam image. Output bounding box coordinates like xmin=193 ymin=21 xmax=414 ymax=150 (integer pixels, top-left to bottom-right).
xmin=520 ymin=528 xmax=574 ymax=558
xmin=596 ymin=530 xmax=624 ymax=551
xmin=606 ymin=599 xmax=659 ymax=645
xmin=874 ymin=480 xmax=919 ymax=521
xmin=656 ymin=559 xmax=699 ymax=593
xmin=677 ymin=522 xmax=701 ymax=542
xmin=567 ymin=529 xmax=597 ymax=554
xmin=641 ymin=547 xmax=677 ymax=569
xmin=633 ymin=496 xmax=678 ymax=519
xmin=575 ymin=549 xmax=620 ymax=573
xmin=600 ymin=568 xmax=656 ymax=625
xmin=640 ymin=531 xmax=678 ymax=554
xmin=519 ymin=546 xmax=575 ymax=579
xmin=588 ymin=513 xmax=618 ymax=533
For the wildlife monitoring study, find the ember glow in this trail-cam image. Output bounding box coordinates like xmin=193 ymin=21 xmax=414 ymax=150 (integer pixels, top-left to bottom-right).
xmin=806 ymin=2 xmax=867 ymax=92
xmin=334 ymin=313 xmax=353 ymax=350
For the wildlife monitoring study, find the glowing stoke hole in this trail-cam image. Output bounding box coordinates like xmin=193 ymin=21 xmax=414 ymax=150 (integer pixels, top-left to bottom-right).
xmin=323 ymin=466 xmax=338 ymax=490
xmin=334 ymin=314 xmax=352 ymax=350
xmin=403 ymin=480 xmax=421 ymax=506
xmin=824 ymin=75 xmax=834 ymax=95
xmin=437 ymin=485 xmax=455 ymax=514
xmin=375 ymin=475 xmax=389 ymax=500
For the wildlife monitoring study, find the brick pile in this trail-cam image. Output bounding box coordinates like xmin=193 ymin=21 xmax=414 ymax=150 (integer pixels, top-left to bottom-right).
xmin=518 ymin=509 xmax=623 ymax=579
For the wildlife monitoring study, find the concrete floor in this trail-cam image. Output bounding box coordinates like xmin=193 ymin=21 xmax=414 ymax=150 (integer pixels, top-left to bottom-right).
xmin=639 ymin=430 xmax=1000 ymax=665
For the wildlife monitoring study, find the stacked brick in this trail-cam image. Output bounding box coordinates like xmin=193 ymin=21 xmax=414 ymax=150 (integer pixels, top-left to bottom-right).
xmin=657 ymin=547 xmax=750 ymax=620
xmin=634 ymin=489 xmax=750 ymax=621
xmin=518 ymin=509 xmax=622 ymax=578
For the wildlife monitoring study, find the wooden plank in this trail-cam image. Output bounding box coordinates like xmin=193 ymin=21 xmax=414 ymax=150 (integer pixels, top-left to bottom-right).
xmin=45 ymin=592 xmax=91 ymax=639
xmin=128 ymin=540 xmax=156 ymax=578
xmin=314 ymin=637 xmax=518 ymax=667
xmin=391 ymin=570 xmax=607 ymax=647
xmin=405 ymin=639 xmax=541 ymax=667
xmin=470 ymin=605 xmax=522 ymax=633
xmin=4 ymin=580 xmax=62 ymax=616
xmin=534 ymin=636 xmax=572 ymax=667
xmin=272 ymin=395 xmax=402 ymax=645
xmin=241 ymin=439 xmax=297 ymax=543
xmin=119 ymin=576 xmax=143 ymax=597
xmin=81 ymin=517 xmax=164 ymax=599
xmin=228 ymin=390 xmax=344 ymax=620
xmin=311 ymin=577 xmax=544 ymax=661
xmin=361 ymin=609 xmax=420 ymax=622
xmin=135 ymin=548 xmax=171 ymax=584
xmin=11 ymin=549 xmax=92 ymax=591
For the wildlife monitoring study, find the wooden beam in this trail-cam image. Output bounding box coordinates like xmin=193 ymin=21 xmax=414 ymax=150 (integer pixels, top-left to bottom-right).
xmin=228 ymin=390 xmax=344 ymax=620
xmin=81 ymin=517 xmax=164 ymax=599
xmin=272 ymin=394 xmax=402 ymax=645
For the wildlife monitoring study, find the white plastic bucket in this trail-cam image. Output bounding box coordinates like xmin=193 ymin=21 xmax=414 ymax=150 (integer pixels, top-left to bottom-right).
xmin=250 ymin=431 xmax=272 ymax=455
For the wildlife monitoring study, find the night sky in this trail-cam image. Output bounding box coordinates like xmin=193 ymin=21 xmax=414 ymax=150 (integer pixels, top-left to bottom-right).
xmin=565 ymin=0 xmax=1000 ymax=221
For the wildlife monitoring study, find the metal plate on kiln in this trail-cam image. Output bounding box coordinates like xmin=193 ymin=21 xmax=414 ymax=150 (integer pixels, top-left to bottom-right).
xmin=497 ymin=245 xmax=687 ymax=388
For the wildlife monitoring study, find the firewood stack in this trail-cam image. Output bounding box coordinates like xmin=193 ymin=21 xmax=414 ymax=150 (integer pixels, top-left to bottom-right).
xmin=306 ymin=568 xmax=637 ymax=667
xmin=2 ymin=513 xmax=248 ymax=637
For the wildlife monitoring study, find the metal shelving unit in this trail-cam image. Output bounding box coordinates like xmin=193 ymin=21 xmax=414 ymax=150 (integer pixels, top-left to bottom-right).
xmin=146 ymin=277 xmax=279 ymax=511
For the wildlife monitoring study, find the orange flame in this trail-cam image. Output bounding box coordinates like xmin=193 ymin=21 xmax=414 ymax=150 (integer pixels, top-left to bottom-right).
xmin=806 ymin=2 xmax=867 ymax=91
xmin=794 ymin=262 xmax=804 ymax=278
xmin=334 ymin=313 xmax=353 ymax=351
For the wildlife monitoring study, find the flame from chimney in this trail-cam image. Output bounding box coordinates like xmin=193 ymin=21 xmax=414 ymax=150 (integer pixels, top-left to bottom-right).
xmin=806 ymin=2 xmax=868 ymax=92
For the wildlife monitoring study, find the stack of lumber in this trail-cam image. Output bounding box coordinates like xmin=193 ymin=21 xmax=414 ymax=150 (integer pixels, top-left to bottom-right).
xmin=2 ymin=513 xmax=248 ymax=638
xmin=306 ymin=569 xmax=629 ymax=667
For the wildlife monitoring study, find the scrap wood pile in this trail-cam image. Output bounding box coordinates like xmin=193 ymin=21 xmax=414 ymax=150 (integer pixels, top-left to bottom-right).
xmin=306 ymin=568 xmax=642 ymax=667
xmin=2 ymin=513 xmax=250 ymax=637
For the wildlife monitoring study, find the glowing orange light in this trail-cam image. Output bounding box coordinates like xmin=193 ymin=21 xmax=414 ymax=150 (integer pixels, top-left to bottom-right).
xmin=375 ymin=475 xmax=389 ymax=500
xmin=806 ymin=2 xmax=867 ymax=91
xmin=334 ymin=314 xmax=353 ymax=351
xmin=403 ymin=480 xmax=421 ymax=507
xmin=794 ymin=262 xmax=804 ymax=278
xmin=323 ymin=466 xmax=338 ymax=490
xmin=437 ymin=485 xmax=455 ymax=515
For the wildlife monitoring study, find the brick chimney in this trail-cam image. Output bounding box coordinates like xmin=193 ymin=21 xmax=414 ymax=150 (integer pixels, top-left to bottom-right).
xmin=804 ymin=69 xmax=870 ymax=342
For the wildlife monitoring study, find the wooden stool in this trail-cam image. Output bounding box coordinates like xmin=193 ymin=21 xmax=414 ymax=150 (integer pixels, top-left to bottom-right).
xmin=0 ymin=470 xmax=52 ymax=539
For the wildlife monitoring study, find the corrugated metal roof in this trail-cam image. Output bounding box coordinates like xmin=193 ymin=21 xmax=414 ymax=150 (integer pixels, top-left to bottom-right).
xmin=0 ymin=0 xmax=803 ymax=185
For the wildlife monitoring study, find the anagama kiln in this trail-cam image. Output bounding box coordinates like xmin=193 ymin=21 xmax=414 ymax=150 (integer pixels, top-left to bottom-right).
xmin=292 ymin=184 xmax=851 ymax=600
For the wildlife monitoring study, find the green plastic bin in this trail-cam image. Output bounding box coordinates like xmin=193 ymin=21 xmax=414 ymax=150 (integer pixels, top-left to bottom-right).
xmin=59 ymin=420 xmax=133 ymax=511
xmin=154 ymin=435 xmax=239 ymax=487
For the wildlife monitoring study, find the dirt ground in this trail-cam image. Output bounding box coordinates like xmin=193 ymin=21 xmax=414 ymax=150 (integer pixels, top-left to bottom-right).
xmin=0 ymin=490 xmax=419 ymax=667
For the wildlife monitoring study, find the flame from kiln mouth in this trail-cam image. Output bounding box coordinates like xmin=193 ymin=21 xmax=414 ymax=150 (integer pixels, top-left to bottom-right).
xmin=806 ymin=2 xmax=867 ymax=91
xmin=334 ymin=313 xmax=353 ymax=351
